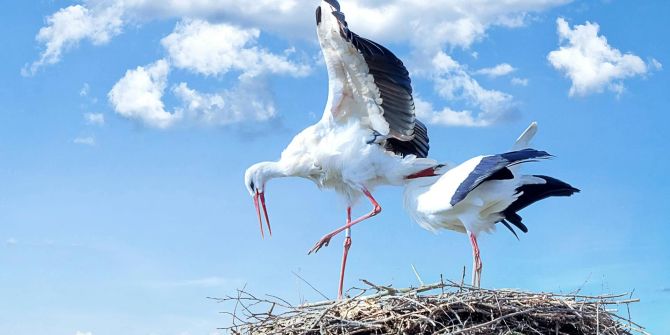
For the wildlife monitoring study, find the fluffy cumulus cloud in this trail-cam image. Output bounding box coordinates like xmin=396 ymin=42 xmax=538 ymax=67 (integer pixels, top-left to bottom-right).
xmin=106 ymin=18 xmax=309 ymax=129
xmin=108 ymin=59 xmax=179 ymax=129
xmin=415 ymin=52 xmax=515 ymax=127
xmin=29 ymin=0 xmax=572 ymax=72
xmin=547 ymin=18 xmax=659 ymax=96
xmin=32 ymin=0 xmax=576 ymax=128
xmin=314 ymin=0 xmax=573 ymax=52
xmin=161 ymin=19 xmax=310 ymax=77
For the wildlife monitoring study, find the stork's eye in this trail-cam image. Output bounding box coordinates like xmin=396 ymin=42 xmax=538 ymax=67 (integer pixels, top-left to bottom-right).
xmin=249 ymin=181 xmax=255 ymax=191
xmin=315 ymin=6 xmax=322 ymax=25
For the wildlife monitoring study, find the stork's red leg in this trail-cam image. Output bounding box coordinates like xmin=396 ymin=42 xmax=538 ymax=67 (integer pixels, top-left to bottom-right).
xmin=337 ymin=208 xmax=353 ymax=299
xmin=469 ymin=232 xmax=483 ymax=287
xmin=308 ymin=189 xmax=381 ymax=255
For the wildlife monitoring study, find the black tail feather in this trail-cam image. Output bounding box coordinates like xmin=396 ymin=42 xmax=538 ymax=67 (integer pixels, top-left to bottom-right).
xmin=501 ymin=175 xmax=579 ymax=237
xmin=503 ymin=212 xmax=529 ymax=233
xmin=500 ymin=219 xmax=520 ymax=240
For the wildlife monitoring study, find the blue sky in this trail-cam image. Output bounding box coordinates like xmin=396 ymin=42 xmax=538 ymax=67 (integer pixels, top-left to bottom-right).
xmin=1 ymin=0 xmax=668 ymax=334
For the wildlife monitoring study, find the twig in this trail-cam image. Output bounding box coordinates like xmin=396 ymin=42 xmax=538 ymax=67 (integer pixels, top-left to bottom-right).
xmin=292 ymin=270 xmax=330 ymax=301
xmin=410 ymin=264 xmax=425 ymax=287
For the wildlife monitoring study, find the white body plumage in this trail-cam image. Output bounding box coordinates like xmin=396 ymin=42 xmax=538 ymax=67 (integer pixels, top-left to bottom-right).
xmin=403 ymin=157 xmax=543 ymax=235
xmin=271 ymin=120 xmax=434 ymax=205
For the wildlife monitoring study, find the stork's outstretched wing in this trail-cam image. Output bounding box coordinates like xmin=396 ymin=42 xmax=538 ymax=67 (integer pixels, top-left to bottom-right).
xmin=450 ymin=149 xmax=552 ymax=206
xmin=316 ymin=0 xmax=419 ymax=144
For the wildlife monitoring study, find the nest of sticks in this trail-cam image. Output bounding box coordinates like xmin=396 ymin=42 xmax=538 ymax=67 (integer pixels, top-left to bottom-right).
xmin=211 ymin=277 xmax=648 ymax=335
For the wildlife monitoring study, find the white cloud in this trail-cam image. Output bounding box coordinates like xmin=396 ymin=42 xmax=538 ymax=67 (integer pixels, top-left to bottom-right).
xmin=84 ymin=113 xmax=105 ymax=126
xmin=73 ymin=136 xmax=96 ymax=146
xmin=172 ymin=79 xmax=276 ymax=126
xmin=475 ymin=63 xmax=516 ymax=77
xmin=415 ymin=97 xmax=489 ymax=127
xmin=108 ymin=59 xmax=180 ymax=128
xmin=6 ymin=238 xmax=17 ymax=246
xmin=547 ymin=18 xmax=657 ymax=96
xmin=650 ymin=58 xmax=663 ymax=71
xmin=339 ymin=0 xmax=571 ymax=52
xmin=32 ymin=1 xmax=575 ymax=129
xmin=511 ymin=77 xmax=529 ymax=86
xmin=80 ymin=83 xmax=90 ymax=96
xmin=23 ymin=4 xmax=123 ymax=75
xmin=415 ymin=52 xmax=515 ymax=126
xmin=29 ymin=0 xmax=572 ymax=72
xmin=75 ymin=331 xmax=93 ymax=335
xmin=107 ymin=18 xmax=309 ymax=129
xmin=161 ymin=19 xmax=310 ymax=77
xmin=108 ymin=60 xmax=279 ymax=129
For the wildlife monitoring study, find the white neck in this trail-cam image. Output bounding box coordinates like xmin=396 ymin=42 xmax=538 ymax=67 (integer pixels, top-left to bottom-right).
xmin=257 ymin=161 xmax=291 ymax=180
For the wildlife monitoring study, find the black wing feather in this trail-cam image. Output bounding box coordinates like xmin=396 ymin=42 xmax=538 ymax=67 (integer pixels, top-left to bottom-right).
xmin=328 ymin=5 xmax=417 ymax=140
xmin=450 ymin=149 xmax=552 ymax=206
xmin=498 ymin=175 xmax=579 ymax=237
xmin=385 ymin=119 xmax=430 ymax=158
xmin=504 ymin=175 xmax=580 ymax=215
xmin=324 ymin=0 xmax=341 ymax=11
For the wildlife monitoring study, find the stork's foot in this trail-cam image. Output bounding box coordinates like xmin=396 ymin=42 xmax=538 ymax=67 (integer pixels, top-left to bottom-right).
xmin=308 ymin=233 xmax=336 ymax=255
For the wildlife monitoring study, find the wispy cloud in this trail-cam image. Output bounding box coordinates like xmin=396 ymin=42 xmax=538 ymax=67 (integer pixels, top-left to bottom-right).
xmin=172 ymin=79 xmax=276 ymax=126
xmin=84 ymin=112 xmax=105 ymax=126
xmin=6 ymin=238 xmax=18 ymax=246
xmin=79 ymin=83 xmax=90 ymax=96
xmin=511 ymin=77 xmax=529 ymax=86
xmin=414 ymin=52 xmax=516 ymax=127
xmin=548 ymin=18 xmax=659 ymax=97
xmin=23 ymin=4 xmax=123 ymax=76
xmin=475 ymin=63 xmax=516 ymax=77
xmin=73 ymin=136 xmax=96 ymax=146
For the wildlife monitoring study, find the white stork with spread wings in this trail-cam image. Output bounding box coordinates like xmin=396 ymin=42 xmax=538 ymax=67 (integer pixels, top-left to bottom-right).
xmin=402 ymin=123 xmax=579 ymax=287
xmin=244 ymin=0 xmax=435 ymax=298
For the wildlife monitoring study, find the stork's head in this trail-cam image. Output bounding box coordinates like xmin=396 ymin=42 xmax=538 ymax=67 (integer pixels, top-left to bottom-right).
xmin=316 ymin=0 xmax=350 ymax=40
xmin=244 ymin=162 xmax=276 ymax=238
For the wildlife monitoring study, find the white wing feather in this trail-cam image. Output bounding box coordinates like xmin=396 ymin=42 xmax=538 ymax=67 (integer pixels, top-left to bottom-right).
xmin=317 ymin=3 xmax=388 ymax=135
xmin=512 ymin=122 xmax=538 ymax=150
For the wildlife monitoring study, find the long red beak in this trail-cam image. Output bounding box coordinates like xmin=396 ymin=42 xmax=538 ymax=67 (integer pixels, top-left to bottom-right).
xmin=253 ymin=190 xmax=272 ymax=238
